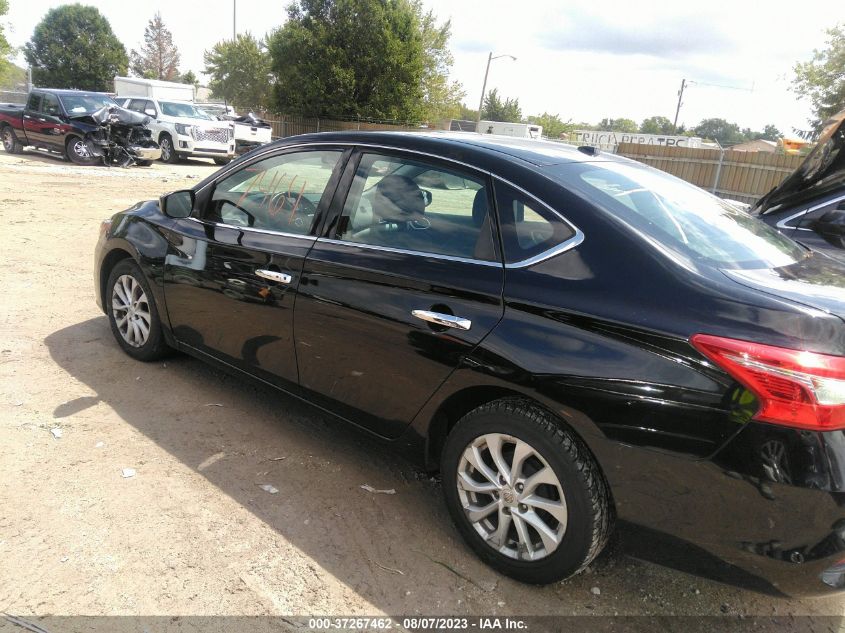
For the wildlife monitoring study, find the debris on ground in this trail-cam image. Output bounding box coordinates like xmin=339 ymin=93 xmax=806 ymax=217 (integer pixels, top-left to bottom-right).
xmin=373 ymin=560 xmax=405 ymax=575
xmin=50 ymin=428 xmax=62 ymax=439
xmin=360 ymin=484 xmax=396 ymax=495
xmin=121 ymin=468 xmax=136 ymax=478
xmin=205 ymin=403 xmax=224 ymax=407
xmin=258 ymin=483 xmax=279 ymax=494
xmin=591 ymin=587 xmax=601 ymax=596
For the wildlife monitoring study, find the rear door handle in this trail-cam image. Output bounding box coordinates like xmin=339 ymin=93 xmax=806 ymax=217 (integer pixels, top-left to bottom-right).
xmin=256 ymin=269 xmax=292 ymax=284
xmin=412 ymin=310 xmax=471 ymax=331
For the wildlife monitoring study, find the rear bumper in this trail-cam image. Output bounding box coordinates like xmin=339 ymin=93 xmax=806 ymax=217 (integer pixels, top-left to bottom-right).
xmin=598 ymin=422 xmax=845 ymax=597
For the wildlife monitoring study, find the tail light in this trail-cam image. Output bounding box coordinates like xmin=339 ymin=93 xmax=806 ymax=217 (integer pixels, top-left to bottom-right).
xmin=691 ymin=334 xmax=845 ymax=431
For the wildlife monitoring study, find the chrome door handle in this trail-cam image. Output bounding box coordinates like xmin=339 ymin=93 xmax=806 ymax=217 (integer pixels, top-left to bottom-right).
xmin=255 ymin=269 xmax=292 ymax=284
xmin=412 ymin=310 xmax=471 ymax=331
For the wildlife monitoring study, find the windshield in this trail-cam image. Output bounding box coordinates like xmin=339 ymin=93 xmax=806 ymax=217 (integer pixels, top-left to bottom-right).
xmin=160 ymin=101 xmax=214 ymax=120
xmin=59 ymin=94 xmax=118 ymax=114
xmin=549 ymin=160 xmax=807 ymax=270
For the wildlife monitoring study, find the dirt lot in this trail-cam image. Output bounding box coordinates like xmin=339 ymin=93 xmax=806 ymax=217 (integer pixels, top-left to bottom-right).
xmin=0 ymin=148 xmax=843 ymax=628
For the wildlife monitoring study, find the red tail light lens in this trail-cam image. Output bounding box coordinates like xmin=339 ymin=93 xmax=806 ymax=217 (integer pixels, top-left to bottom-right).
xmin=691 ymin=334 xmax=845 ymax=431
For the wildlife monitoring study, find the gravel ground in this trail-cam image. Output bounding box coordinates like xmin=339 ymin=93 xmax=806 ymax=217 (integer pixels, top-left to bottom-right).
xmin=0 ymin=147 xmax=843 ymax=630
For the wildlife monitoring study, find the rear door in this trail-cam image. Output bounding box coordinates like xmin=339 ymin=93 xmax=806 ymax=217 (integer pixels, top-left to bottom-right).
xmin=162 ymin=146 xmax=350 ymax=388
xmin=294 ymin=148 xmax=505 ymax=438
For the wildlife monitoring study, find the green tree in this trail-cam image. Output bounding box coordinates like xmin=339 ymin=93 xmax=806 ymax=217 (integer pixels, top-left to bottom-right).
xmin=639 ymin=115 xmax=675 ymax=134
xmin=694 ymin=118 xmax=745 ymax=145
xmin=0 ymin=0 xmax=12 ymax=84
xmin=179 ymin=70 xmax=198 ymax=86
xmin=458 ymin=103 xmax=478 ymax=121
xmin=793 ymin=23 xmax=845 ymax=131
xmin=24 ymin=4 xmax=127 ymax=91
xmin=758 ymin=124 xmax=781 ymax=141
xmin=204 ymin=33 xmax=271 ymax=109
xmin=482 ymin=88 xmax=521 ymax=122
xmin=418 ymin=9 xmax=464 ymax=121
xmin=269 ymin=0 xmax=451 ymax=121
xmin=130 ymin=13 xmax=181 ymax=81
xmin=597 ymin=117 xmax=637 ymax=133
xmin=528 ymin=112 xmax=572 ymax=138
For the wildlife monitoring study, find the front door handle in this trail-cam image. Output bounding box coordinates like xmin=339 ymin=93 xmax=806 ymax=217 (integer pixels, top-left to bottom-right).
xmin=412 ymin=309 xmax=472 ymax=331
xmin=256 ymin=269 xmax=292 ymax=284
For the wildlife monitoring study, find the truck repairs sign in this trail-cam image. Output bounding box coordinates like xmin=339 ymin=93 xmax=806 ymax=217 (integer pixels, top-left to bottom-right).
xmin=572 ymin=131 xmax=702 ymax=150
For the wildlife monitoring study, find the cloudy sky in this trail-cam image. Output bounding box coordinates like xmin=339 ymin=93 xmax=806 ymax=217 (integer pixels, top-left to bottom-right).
xmin=3 ymin=0 xmax=839 ymax=134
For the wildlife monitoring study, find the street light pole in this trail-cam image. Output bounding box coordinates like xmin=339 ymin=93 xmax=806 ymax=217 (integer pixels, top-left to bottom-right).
xmin=475 ymin=52 xmax=516 ymax=128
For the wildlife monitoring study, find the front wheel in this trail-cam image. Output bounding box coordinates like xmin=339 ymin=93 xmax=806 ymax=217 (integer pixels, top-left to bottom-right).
xmin=105 ymin=259 xmax=170 ymax=361
xmin=66 ymin=136 xmax=100 ymax=165
xmin=135 ymin=160 xmax=153 ymax=167
xmin=158 ymin=134 xmax=179 ymax=164
xmin=441 ymin=398 xmax=613 ymax=584
xmin=2 ymin=125 xmax=22 ymax=154
xmin=213 ymin=157 xmax=232 ymax=166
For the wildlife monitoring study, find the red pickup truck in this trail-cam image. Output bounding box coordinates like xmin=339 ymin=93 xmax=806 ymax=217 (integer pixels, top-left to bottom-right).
xmin=0 ymin=88 xmax=123 ymax=165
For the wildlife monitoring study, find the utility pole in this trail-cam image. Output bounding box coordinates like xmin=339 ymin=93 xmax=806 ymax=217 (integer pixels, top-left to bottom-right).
xmin=673 ymin=78 xmax=686 ymax=130
xmin=475 ymin=52 xmax=516 ymax=128
xmin=233 ymin=0 xmax=237 ymax=39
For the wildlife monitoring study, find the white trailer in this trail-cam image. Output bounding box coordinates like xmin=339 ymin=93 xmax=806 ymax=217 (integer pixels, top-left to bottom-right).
xmin=477 ymin=120 xmax=542 ymax=139
xmin=113 ymin=76 xmax=195 ymax=102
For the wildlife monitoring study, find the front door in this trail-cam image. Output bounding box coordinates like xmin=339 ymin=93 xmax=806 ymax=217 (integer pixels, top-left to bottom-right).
xmin=295 ymin=149 xmax=505 ymax=438
xmin=162 ymin=147 xmax=349 ymax=388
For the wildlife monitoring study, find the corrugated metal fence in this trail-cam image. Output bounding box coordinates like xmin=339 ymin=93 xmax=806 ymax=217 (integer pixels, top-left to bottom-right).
xmin=616 ymin=143 xmax=803 ymax=204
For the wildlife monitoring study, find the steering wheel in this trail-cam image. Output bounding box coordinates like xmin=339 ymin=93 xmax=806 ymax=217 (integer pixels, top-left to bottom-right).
xmin=269 ymin=192 xmax=318 ymax=229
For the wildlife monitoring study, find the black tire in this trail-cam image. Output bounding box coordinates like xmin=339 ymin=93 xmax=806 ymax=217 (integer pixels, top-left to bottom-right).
xmin=441 ymin=397 xmax=613 ymax=584
xmin=135 ymin=159 xmax=153 ymax=167
xmin=65 ymin=135 xmax=100 ymax=166
xmin=105 ymin=259 xmax=170 ymax=361
xmin=158 ymin=133 xmax=178 ymax=164
xmin=1 ymin=124 xmax=22 ymax=154
xmin=213 ymin=157 xmax=232 ymax=166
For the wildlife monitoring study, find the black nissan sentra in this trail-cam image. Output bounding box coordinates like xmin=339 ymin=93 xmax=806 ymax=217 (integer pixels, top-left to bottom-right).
xmin=94 ymin=131 xmax=845 ymax=595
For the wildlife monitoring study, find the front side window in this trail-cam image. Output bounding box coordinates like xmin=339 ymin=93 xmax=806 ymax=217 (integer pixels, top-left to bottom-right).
xmin=493 ymin=181 xmax=577 ymax=264
xmin=208 ymin=150 xmax=342 ymax=235
xmin=549 ymin=161 xmax=806 ymax=270
xmin=26 ymin=93 xmax=42 ymax=112
xmin=335 ymin=153 xmax=498 ymax=262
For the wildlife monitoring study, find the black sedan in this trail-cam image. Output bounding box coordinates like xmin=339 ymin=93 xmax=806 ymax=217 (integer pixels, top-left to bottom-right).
xmin=94 ymin=131 xmax=845 ymax=595
xmin=754 ymin=108 xmax=845 ymax=265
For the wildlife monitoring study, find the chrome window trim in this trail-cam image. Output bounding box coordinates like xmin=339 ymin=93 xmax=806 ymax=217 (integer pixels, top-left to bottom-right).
xmin=185 ymin=217 xmax=317 ymax=241
xmin=198 ymin=140 xmax=586 ymax=267
xmin=315 ymin=238 xmax=503 ymax=268
xmin=775 ymin=193 xmax=845 ymax=232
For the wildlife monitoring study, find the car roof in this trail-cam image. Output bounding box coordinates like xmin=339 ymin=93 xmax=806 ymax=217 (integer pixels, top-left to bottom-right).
xmin=272 ymin=130 xmax=625 ymax=167
xmin=37 ymin=89 xmax=112 ymax=96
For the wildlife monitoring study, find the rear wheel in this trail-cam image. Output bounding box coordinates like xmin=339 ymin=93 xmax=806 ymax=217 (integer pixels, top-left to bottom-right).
xmin=66 ymin=136 xmax=100 ymax=165
xmin=441 ymin=398 xmax=613 ymax=584
xmin=105 ymin=259 xmax=169 ymax=361
xmin=158 ymin=134 xmax=178 ymax=164
xmin=1 ymin=125 xmax=22 ymax=154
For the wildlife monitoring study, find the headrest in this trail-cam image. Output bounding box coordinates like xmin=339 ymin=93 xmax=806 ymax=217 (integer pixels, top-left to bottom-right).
xmin=472 ymin=188 xmax=488 ymax=226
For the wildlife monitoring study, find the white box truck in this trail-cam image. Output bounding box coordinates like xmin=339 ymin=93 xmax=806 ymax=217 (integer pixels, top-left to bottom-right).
xmin=114 ymin=76 xmax=235 ymax=164
xmin=477 ymin=120 xmax=542 ymax=139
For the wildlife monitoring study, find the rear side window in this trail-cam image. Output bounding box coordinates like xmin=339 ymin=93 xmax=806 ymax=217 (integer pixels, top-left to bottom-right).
xmin=26 ymin=93 xmax=42 ymax=112
xmin=493 ymin=180 xmax=577 ymax=264
xmin=41 ymin=94 xmax=61 ymax=116
xmin=207 ymin=150 xmax=342 ymax=235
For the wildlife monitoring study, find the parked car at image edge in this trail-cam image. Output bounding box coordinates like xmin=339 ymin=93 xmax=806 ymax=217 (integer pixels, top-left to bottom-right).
xmin=116 ymin=96 xmax=236 ymax=165
xmin=753 ymin=108 xmax=845 ymax=265
xmin=0 ymin=88 xmax=136 ymax=165
xmin=94 ymin=131 xmax=845 ymax=596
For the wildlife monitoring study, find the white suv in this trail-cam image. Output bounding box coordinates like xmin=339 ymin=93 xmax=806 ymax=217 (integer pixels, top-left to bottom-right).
xmin=118 ymin=97 xmax=235 ymax=165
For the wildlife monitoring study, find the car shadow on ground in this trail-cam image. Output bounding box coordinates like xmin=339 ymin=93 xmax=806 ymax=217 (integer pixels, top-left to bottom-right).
xmin=43 ymin=317 xmax=843 ymax=618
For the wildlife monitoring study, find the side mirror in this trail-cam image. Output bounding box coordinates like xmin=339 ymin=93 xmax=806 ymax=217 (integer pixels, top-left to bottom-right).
xmin=160 ymin=190 xmax=194 ymax=219
xmin=421 ymin=189 xmax=433 ymax=207
xmin=145 ymin=108 xmax=156 ymax=117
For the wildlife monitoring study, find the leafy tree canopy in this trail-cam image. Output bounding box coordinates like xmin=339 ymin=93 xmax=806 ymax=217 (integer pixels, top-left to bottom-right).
xmin=639 ymin=115 xmax=675 ymax=135
xmin=482 ymin=88 xmax=521 ymax=122
xmin=597 ymin=117 xmax=638 ymax=133
xmin=179 ymin=70 xmax=198 ymax=86
xmin=0 ymin=0 xmax=12 ymax=83
xmin=793 ymin=23 xmax=845 ymax=132
xmin=204 ymin=33 xmax=271 ymax=109
xmin=268 ymin=0 xmax=459 ymax=121
xmin=24 ymin=4 xmax=127 ymax=91
xmin=527 ymin=112 xmax=573 ymax=138
xmin=693 ymin=117 xmax=746 ymax=145
xmin=130 ymin=13 xmax=181 ymax=81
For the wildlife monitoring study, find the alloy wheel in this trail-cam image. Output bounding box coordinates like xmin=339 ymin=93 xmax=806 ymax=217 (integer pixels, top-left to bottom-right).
xmin=456 ymin=433 xmax=567 ymax=561
xmin=111 ymin=274 xmax=152 ymax=348
xmin=72 ymin=139 xmax=91 ymax=158
xmin=2 ymin=128 xmax=13 ymax=151
xmin=160 ymin=138 xmax=172 ymax=161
